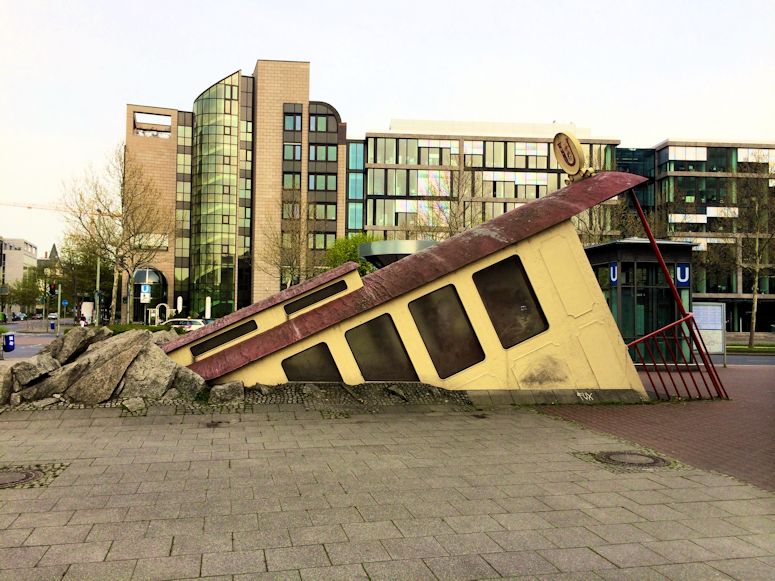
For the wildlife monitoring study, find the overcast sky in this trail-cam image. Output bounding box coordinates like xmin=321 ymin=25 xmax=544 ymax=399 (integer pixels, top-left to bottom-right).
xmin=1 ymin=0 xmax=774 ymax=257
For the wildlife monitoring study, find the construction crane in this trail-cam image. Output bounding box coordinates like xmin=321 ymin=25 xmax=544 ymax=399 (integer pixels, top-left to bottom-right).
xmin=0 ymin=200 xmax=66 ymax=213
xmin=0 ymin=200 xmax=118 ymax=218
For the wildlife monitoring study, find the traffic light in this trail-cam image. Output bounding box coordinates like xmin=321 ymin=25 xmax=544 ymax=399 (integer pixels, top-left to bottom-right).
xmin=49 ymin=283 xmax=57 ymax=296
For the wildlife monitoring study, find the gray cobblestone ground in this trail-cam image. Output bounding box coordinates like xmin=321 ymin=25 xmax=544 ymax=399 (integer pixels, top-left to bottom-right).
xmin=1 ymin=404 xmax=774 ymax=580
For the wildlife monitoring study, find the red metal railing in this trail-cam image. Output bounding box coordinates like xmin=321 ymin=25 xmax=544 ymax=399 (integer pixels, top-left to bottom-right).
xmin=625 ymin=189 xmax=728 ymax=401
xmin=627 ymin=314 xmax=727 ymax=400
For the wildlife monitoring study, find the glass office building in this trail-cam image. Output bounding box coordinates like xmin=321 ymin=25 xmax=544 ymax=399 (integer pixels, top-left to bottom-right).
xmin=650 ymin=142 xmax=775 ymax=331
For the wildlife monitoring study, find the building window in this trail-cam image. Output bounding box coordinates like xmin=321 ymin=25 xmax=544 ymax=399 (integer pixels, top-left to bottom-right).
xmin=283 ymin=173 xmax=301 ymax=190
xmin=368 ymin=169 xmax=385 ymax=195
xmin=282 ymin=343 xmax=342 ymax=382
xmin=473 ymin=256 xmax=548 ymax=349
xmin=347 ymin=203 xmax=363 ymax=229
xmin=283 ymin=143 xmax=301 ymax=161
xmin=348 ymin=173 xmax=364 ymax=199
xmin=514 ymin=142 xmax=549 ymax=170
xmin=408 ymin=285 xmax=485 ymax=379
xmin=308 ymin=203 xmax=336 ymax=221
xmin=484 ymin=141 xmax=506 ymax=168
xmin=308 ymin=174 xmax=337 ymax=191
xmin=307 ymin=232 xmax=336 ymax=250
xmin=310 ymin=115 xmax=334 ymax=132
xmin=282 ymin=202 xmax=300 ymax=219
xmin=348 ymin=143 xmax=364 ymax=170
xmin=284 ymin=113 xmax=301 ymax=131
xmin=345 ymin=314 xmax=419 ymax=381
xmin=309 ymin=144 xmax=337 ymax=162
xmin=464 ymin=141 xmax=484 ymax=167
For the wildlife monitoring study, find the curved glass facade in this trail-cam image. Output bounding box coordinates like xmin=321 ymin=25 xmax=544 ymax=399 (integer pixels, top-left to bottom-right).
xmin=191 ymin=72 xmax=240 ymax=317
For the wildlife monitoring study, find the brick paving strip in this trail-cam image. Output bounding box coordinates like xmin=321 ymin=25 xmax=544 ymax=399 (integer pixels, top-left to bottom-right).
xmin=0 ymin=398 xmax=773 ymax=579
xmin=542 ymin=365 xmax=775 ymax=492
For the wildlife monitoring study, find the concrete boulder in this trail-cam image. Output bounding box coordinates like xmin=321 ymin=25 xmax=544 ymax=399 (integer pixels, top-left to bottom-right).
xmin=152 ymin=329 xmax=179 ymax=345
xmin=169 ymin=365 xmax=207 ymax=400
xmin=64 ymin=333 xmax=150 ymax=405
xmin=43 ymin=326 xmax=113 ymax=365
xmin=122 ymin=397 xmax=146 ymax=413
xmin=17 ymin=369 xmax=74 ymax=403
xmin=0 ymin=366 xmax=11 ymax=405
xmin=209 ymin=381 xmax=244 ymax=405
xmin=160 ymin=388 xmax=180 ymax=401
xmin=20 ymin=330 xmax=151 ymax=405
xmin=120 ymin=342 xmax=178 ymax=400
xmin=11 ymin=354 xmax=60 ymax=386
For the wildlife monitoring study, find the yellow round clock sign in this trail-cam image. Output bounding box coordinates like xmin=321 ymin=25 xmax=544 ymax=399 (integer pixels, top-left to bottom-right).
xmin=552 ymin=132 xmax=587 ymax=180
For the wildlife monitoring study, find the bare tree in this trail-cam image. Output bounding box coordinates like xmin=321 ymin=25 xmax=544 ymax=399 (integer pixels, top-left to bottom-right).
xmin=571 ymin=146 xmax=656 ymax=246
xmin=64 ymin=144 xmax=172 ymax=323
xmin=736 ymin=166 xmax=775 ymax=347
xmin=255 ymin=189 xmax=327 ymax=289
xmin=573 ymin=197 xmax=652 ymax=246
xmin=406 ymin=170 xmax=487 ymax=241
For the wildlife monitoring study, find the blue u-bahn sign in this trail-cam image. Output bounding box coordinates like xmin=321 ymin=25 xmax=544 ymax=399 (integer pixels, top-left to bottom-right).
xmin=675 ymin=263 xmax=690 ymax=288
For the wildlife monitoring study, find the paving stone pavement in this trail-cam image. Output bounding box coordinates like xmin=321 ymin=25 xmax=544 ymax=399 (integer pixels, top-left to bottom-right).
xmin=542 ymin=365 xmax=775 ymax=492
xmin=1 ymin=404 xmax=774 ymax=580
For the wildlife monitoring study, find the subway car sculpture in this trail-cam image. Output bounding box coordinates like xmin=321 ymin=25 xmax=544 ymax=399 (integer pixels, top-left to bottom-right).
xmin=164 ymin=170 xmax=649 ymax=404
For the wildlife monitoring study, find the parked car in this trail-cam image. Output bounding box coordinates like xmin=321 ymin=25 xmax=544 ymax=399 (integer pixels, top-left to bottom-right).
xmin=12 ymin=312 xmax=28 ymax=321
xmin=165 ymin=318 xmax=206 ymax=332
xmin=47 ymin=313 xmax=58 ymax=320
xmin=32 ymin=313 xmax=44 ymax=320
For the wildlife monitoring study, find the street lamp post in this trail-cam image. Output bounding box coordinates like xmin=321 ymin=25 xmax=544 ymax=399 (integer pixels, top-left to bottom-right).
xmin=95 ymin=256 xmax=101 ymax=326
xmin=43 ymin=267 xmax=50 ymax=329
xmin=56 ymin=283 xmax=61 ymax=336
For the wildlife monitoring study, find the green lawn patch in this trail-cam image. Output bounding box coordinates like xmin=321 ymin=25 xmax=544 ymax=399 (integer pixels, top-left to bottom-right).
xmin=727 ymin=344 xmax=775 ymax=354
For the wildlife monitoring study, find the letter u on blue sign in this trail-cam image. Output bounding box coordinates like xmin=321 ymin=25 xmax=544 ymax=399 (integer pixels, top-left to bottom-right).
xmin=675 ymin=263 xmax=690 ymax=287
xmin=609 ymin=263 xmax=618 ymax=286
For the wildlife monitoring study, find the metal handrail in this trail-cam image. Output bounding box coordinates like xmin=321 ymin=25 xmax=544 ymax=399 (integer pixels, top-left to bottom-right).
xmin=624 ymin=189 xmax=727 ymax=401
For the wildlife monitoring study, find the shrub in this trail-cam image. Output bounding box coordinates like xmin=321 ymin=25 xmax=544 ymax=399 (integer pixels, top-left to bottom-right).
xmin=107 ymin=323 xmax=183 ymax=335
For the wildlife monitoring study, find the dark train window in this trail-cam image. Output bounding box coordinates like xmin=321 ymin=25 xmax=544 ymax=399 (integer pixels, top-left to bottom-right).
xmin=473 ymin=256 xmax=549 ymax=348
xmin=281 ymin=343 xmax=342 ymax=382
xmin=408 ymin=285 xmax=485 ymax=378
xmin=190 ymin=320 xmax=258 ymax=357
xmin=284 ymin=280 xmax=347 ymax=315
xmin=345 ymin=314 xmax=418 ymax=381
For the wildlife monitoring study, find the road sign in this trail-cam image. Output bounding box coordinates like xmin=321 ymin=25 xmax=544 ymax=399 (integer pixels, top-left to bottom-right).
xmin=62 ymin=299 xmax=69 ymax=307
xmin=140 ymin=292 xmax=151 ymax=304
xmin=693 ymin=301 xmax=726 ymax=366
xmin=141 ymin=284 xmax=151 ymax=294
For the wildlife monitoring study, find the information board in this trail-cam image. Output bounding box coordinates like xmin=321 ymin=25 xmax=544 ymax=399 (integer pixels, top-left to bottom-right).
xmin=692 ymin=302 xmax=726 ymax=358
